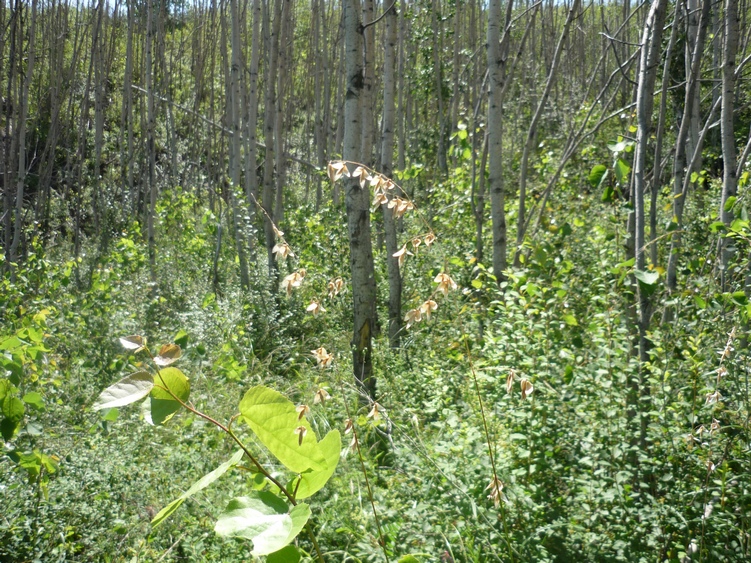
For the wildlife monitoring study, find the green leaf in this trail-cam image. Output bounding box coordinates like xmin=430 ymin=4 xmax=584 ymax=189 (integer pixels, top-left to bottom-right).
xmin=562 ymin=314 xmax=578 ymax=326
xmin=724 ymin=196 xmax=737 ymax=212
xmin=634 ymin=269 xmax=659 ymax=285
xmin=588 ymin=164 xmax=607 ymax=187
xmin=293 ymin=430 xmax=341 ymax=499
xmin=239 ymin=386 xmax=327 ymax=473
xmin=267 ymin=546 xmax=301 ymax=563
xmin=601 ymin=184 xmax=614 ymax=203
xmin=152 ymin=449 xmax=245 ymax=528
xmin=22 ymin=392 xmax=44 ymax=410
xmin=92 ymin=371 xmax=154 ymax=411
xmin=214 ymin=492 xmax=311 ymax=556
xmin=148 ymin=367 xmax=190 ymax=425
xmin=2 ymin=395 xmax=25 ymax=423
xmin=398 ymin=557 xmax=422 ymax=563
xmin=614 ymin=158 xmax=631 ymax=185
xmin=174 ymin=330 xmax=189 ymax=348
xmin=0 ymin=379 xmax=11 ymax=402
xmin=0 ymin=335 xmax=24 ymax=351
xmin=2 ymin=395 xmax=24 ymax=440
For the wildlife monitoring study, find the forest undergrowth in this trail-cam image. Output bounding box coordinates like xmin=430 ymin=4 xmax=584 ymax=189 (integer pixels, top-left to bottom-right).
xmin=2 ymin=159 xmax=751 ymax=563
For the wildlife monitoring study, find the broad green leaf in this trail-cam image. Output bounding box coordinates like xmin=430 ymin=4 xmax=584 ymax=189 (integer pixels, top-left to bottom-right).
xmin=0 ymin=379 xmax=11 ymax=402
xmin=92 ymin=371 xmax=154 ymax=411
xmin=214 ymin=492 xmax=311 ymax=556
xmin=149 ymin=367 xmax=190 ymax=425
xmin=267 ymin=546 xmax=301 ymax=563
xmin=588 ymin=164 xmax=607 ymax=187
xmin=601 ymin=184 xmax=614 ymax=203
xmin=614 ymin=158 xmax=631 ymax=185
xmin=119 ymin=335 xmax=145 ymax=351
xmin=152 ymin=449 xmax=245 ymax=527
xmin=2 ymin=395 xmax=24 ymax=440
xmin=154 ymin=343 xmax=182 ymax=366
xmin=293 ymin=430 xmax=341 ymax=499
xmin=240 ymin=386 xmax=327 ymax=473
xmin=22 ymin=392 xmax=44 ymax=410
xmin=3 ymin=395 xmax=25 ymax=423
xmin=634 ymin=269 xmax=659 ymax=286
xmin=0 ymin=335 xmax=23 ymax=351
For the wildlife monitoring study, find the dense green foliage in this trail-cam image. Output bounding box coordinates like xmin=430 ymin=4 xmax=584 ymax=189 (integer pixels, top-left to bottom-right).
xmin=3 ymin=0 xmax=751 ymax=561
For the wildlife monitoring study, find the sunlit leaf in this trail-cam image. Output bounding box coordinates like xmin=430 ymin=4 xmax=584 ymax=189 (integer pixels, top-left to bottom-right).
xmin=239 ymin=386 xmax=328 ymax=473
xmin=214 ymin=492 xmax=311 ymax=556
xmin=92 ymin=371 xmax=154 ymax=411
xmin=293 ymin=430 xmax=341 ymax=499
xmin=148 ymin=367 xmax=190 ymax=425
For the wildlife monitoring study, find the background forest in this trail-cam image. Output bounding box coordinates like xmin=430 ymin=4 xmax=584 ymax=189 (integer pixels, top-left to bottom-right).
xmin=3 ymin=0 xmax=751 ymax=560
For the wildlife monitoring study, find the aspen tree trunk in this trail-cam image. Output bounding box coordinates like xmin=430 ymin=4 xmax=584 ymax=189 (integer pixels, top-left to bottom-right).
xmin=122 ymin=0 xmax=136 ymax=218
xmin=230 ymin=0 xmax=250 ymax=289
xmin=146 ymin=0 xmax=157 ymax=284
xmin=8 ymin=0 xmax=37 ymax=271
xmin=245 ymin=0 xmax=261 ymax=248
xmin=665 ymin=0 xmax=711 ymax=294
xmin=360 ymin=0 xmax=375 ymax=167
xmin=514 ymin=0 xmax=580 ymax=267
xmin=431 ymin=0 xmax=448 ymax=175
xmin=629 ymin=0 xmax=668 ymax=448
xmin=396 ymin=0 xmax=406 ymax=172
xmin=380 ymin=0 xmax=401 ymax=348
xmin=685 ymin=0 xmax=702 ymax=174
xmin=262 ymin=0 xmax=281 ymax=274
xmin=344 ymin=0 xmax=377 ymax=401
xmin=312 ymin=0 xmax=324 ymax=210
xmin=649 ymin=1 xmax=679 ymax=268
xmin=719 ymin=0 xmax=738 ymax=285
xmin=1 ymin=0 xmax=11 ymax=268
xmin=273 ymin=0 xmax=290 ymax=224
xmin=91 ymin=1 xmax=105 ymax=237
xmin=487 ymin=0 xmax=513 ymax=281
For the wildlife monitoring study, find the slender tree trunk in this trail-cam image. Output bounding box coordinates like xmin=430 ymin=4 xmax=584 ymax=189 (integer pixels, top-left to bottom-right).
xmin=229 ymin=0 xmax=250 ymax=289
xmin=665 ymin=0 xmax=711 ymax=294
xmin=245 ymin=0 xmax=261 ymax=252
xmin=262 ymin=0 xmax=281 ymax=274
xmin=432 ymin=0 xmax=448 ymax=175
xmin=380 ymin=0 xmax=400 ymax=348
xmin=487 ymin=0 xmax=514 ymax=281
xmin=344 ymin=0 xmax=377 ymax=401
xmin=146 ymin=0 xmax=157 ymax=284
xmin=514 ymin=0 xmax=581 ymax=267
xmin=629 ymin=0 xmax=668 ymax=449
xmin=9 ymin=0 xmax=37 ymax=272
xmin=719 ymin=0 xmax=739 ymax=286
